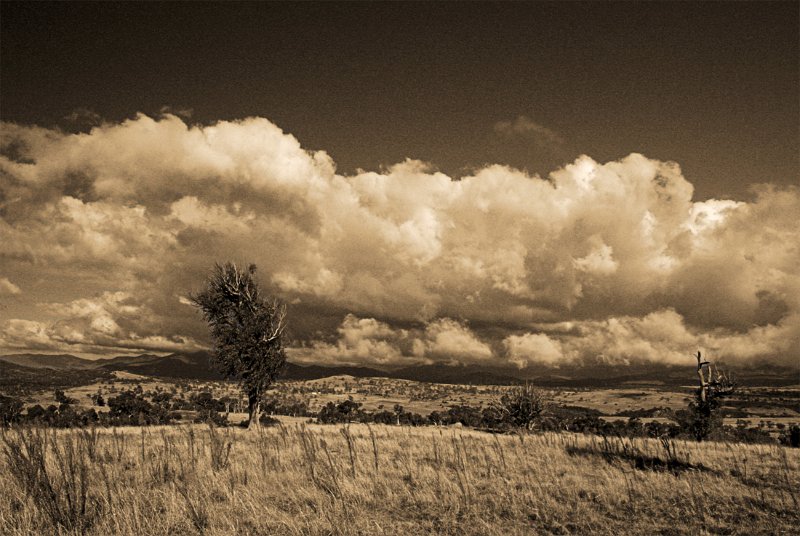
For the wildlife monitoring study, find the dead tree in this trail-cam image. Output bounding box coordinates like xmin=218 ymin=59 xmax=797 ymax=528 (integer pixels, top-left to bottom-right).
xmin=695 ymin=351 xmax=735 ymax=402
xmin=686 ymin=351 xmax=736 ymax=441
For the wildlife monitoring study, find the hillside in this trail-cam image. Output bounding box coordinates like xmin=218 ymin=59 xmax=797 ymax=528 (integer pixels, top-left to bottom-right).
xmin=0 ymin=423 xmax=796 ymax=535
xmin=0 ymin=360 xmax=113 ymax=396
xmin=0 ymin=353 xmax=96 ymax=369
xmin=1 ymin=351 xmax=798 ymax=387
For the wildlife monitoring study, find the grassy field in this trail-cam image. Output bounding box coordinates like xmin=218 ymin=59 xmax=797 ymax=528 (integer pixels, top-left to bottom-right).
xmin=1 ymin=422 xmax=797 ymax=535
xmin=38 ymin=373 xmax=800 ymax=419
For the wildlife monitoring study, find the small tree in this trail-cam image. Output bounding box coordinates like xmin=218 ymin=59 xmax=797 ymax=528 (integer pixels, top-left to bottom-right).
xmin=191 ymin=262 xmax=287 ymax=429
xmin=682 ymin=351 xmax=736 ymax=441
xmin=54 ymin=389 xmax=75 ymax=405
xmin=496 ymin=383 xmax=547 ymax=430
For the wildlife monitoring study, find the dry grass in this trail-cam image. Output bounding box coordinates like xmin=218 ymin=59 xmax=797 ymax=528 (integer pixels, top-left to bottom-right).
xmin=1 ymin=423 xmax=797 ymax=535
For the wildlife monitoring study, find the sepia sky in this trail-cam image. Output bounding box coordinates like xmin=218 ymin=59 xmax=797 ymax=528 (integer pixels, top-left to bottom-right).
xmin=1 ymin=2 xmax=798 ymax=368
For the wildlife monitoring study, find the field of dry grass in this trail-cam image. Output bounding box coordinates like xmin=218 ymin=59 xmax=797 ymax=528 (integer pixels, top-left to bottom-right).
xmin=1 ymin=423 xmax=797 ymax=535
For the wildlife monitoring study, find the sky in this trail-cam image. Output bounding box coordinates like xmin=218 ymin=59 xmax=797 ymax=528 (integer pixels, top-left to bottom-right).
xmin=1 ymin=2 xmax=798 ymax=369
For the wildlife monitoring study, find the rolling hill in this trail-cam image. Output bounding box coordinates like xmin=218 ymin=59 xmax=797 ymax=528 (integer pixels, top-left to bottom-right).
xmin=0 ymin=353 xmax=97 ymax=369
xmin=0 ymin=360 xmax=113 ymax=395
xmin=1 ymin=351 xmax=797 ymax=387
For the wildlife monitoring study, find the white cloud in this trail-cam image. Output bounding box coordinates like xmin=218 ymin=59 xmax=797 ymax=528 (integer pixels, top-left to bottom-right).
xmin=1 ymin=114 xmax=798 ymax=367
xmin=504 ymin=333 xmax=567 ymax=368
xmin=290 ymin=314 xmax=492 ymax=367
xmin=502 ymin=309 xmax=799 ymax=368
xmin=419 ymin=318 xmax=493 ymax=363
xmin=0 ymin=292 xmax=206 ymax=356
xmin=573 ymin=235 xmax=619 ymax=275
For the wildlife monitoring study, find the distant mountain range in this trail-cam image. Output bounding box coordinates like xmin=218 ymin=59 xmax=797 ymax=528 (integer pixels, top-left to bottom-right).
xmin=0 ymin=351 xmax=797 ymax=387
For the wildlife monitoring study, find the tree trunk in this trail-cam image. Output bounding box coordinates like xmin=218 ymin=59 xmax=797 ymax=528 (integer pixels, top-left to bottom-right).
xmin=247 ymin=392 xmax=260 ymax=429
xmin=695 ymin=351 xmax=708 ymax=403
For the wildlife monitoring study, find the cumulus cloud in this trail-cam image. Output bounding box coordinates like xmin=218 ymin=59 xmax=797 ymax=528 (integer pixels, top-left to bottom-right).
xmin=0 ymin=291 xmax=206 ymax=355
xmin=290 ymin=315 xmax=407 ymax=367
xmin=289 ymin=314 xmax=492 ymax=367
xmin=503 ymin=309 xmax=800 ymax=368
xmin=420 ymin=318 xmax=494 ymax=363
xmin=0 ymin=315 xmax=204 ymax=355
xmin=1 ymin=114 xmax=798 ymax=367
xmin=504 ymin=332 xmax=566 ymax=368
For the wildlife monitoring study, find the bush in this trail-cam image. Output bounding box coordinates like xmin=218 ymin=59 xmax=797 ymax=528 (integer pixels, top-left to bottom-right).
xmin=565 ymin=415 xmax=613 ymax=435
xmin=194 ymin=408 xmax=228 ymax=426
xmin=445 ymin=405 xmax=483 ymax=427
xmin=496 ymin=384 xmax=547 ymax=430
xmin=54 ymin=389 xmax=77 ymax=405
xmin=372 ymin=410 xmax=397 ymax=425
xmin=676 ymin=393 xmax=725 ymax=442
xmin=724 ymin=425 xmax=774 ymax=444
xmin=479 ymin=406 xmax=505 ymax=429
xmin=261 ymin=396 xmax=309 ymax=417
xmin=779 ymin=425 xmax=800 ymax=448
xmin=191 ymin=391 xmax=226 ymax=412
xmin=318 ymin=398 xmax=366 ymax=424
xmin=258 ymin=413 xmax=281 ymax=426
xmin=19 ymin=402 xmax=99 ymax=428
xmin=26 ymin=404 xmax=47 ymax=422
xmin=106 ymin=390 xmax=173 ymax=426
xmin=0 ymin=394 xmax=23 ymax=426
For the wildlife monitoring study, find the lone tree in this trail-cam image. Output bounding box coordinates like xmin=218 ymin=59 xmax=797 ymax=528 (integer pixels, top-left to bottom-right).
xmin=496 ymin=383 xmax=548 ymax=431
xmin=683 ymin=351 xmax=736 ymax=441
xmin=191 ymin=262 xmax=286 ymax=429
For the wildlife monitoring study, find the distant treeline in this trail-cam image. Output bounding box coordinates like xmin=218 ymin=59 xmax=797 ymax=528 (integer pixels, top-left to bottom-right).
xmin=2 ymin=391 xmax=797 ymax=448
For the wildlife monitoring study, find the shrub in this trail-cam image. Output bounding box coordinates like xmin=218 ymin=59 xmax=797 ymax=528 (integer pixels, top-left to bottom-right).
xmin=54 ymin=389 xmax=77 ymax=405
xmin=0 ymin=394 xmax=23 ymax=426
xmin=258 ymin=413 xmax=281 ymax=426
xmin=724 ymin=425 xmax=774 ymax=444
xmin=479 ymin=406 xmax=505 ymax=429
xmin=26 ymin=404 xmax=47 ymax=422
xmin=372 ymin=410 xmax=396 ymax=425
xmin=106 ymin=390 xmax=173 ymax=426
xmin=496 ymin=384 xmax=547 ymax=430
xmin=194 ymin=408 xmax=228 ymax=426
xmin=427 ymin=411 xmax=444 ymax=425
xmin=565 ymin=415 xmax=613 ymax=435
xmin=191 ymin=391 xmax=226 ymax=412
xmin=779 ymin=425 xmax=800 ymax=448
xmin=446 ymin=405 xmax=483 ymax=427
xmin=318 ymin=398 xmax=366 ymax=424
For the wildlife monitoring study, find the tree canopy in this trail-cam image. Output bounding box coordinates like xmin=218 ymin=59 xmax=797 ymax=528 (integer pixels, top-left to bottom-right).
xmin=191 ymin=262 xmax=286 ymax=428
